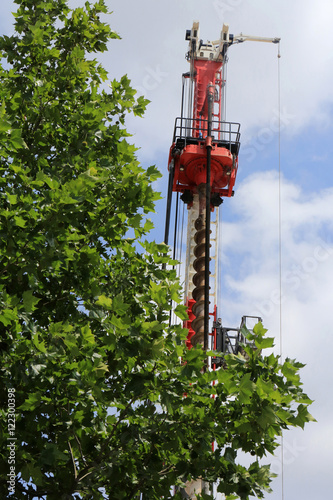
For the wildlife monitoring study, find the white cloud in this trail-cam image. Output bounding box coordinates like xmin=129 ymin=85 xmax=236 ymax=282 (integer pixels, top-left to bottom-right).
xmin=2 ymin=1 xmax=333 ymax=163
xmin=220 ymin=170 xmax=333 ymax=325
xmin=218 ymin=170 xmax=333 ymax=498
xmin=99 ymin=0 xmax=333 ymax=163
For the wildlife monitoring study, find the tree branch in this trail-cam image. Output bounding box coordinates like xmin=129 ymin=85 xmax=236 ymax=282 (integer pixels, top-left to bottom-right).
xmin=77 ymin=397 xmax=135 ymax=483
xmin=68 ymin=440 xmax=78 ymax=480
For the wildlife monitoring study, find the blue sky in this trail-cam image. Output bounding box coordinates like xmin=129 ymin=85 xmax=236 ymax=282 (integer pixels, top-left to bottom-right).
xmin=1 ymin=1 xmax=333 ymax=499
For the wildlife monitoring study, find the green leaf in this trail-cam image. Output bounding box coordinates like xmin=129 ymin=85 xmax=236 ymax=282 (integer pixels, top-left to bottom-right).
xmin=0 ymin=119 xmax=12 ymax=132
xmin=174 ymin=304 xmax=188 ymax=321
xmin=40 ymin=443 xmax=68 ymax=466
xmin=19 ymin=392 xmax=42 ymax=411
xmin=7 ymin=193 xmax=18 ymax=204
xmin=96 ymin=294 xmax=113 ymax=309
xmin=224 ymin=447 xmax=237 ymax=463
xmin=238 ymin=373 xmax=255 ymax=404
xmin=9 ymin=128 xmax=27 ymax=149
xmin=33 ymin=333 xmax=47 ymax=353
xmin=23 ymin=290 xmax=40 ymax=312
xmin=257 ymin=405 xmax=277 ymax=429
xmin=81 ymin=324 xmax=95 ymax=344
xmin=63 ymin=333 xmax=79 ymax=355
xmin=14 ymin=215 xmax=26 ymax=227
xmin=253 ymin=322 xmax=268 ymax=336
xmin=254 ymin=336 xmax=274 ymax=349
xmin=293 ymin=404 xmax=317 ymax=428
xmin=113 ymin=293 xmax=130 ymax=316
xmin=0 ymin=308 xmax=17 ymax=326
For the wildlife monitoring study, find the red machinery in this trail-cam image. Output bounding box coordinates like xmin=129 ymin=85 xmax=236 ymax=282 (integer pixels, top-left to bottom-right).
xmin=164 ymin=21 xmax=279 ymax=353
xmin=168 ymin=22 xmax=240 ymax=203
xmin=164 ymin=22 xmax=280 ymax=497
xmin=165 ymin=22 xmax=242 ymax=353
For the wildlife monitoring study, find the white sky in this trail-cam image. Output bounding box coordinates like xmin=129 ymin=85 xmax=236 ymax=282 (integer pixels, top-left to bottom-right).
xmin=1 ymin=1 xmax=333 ymax=499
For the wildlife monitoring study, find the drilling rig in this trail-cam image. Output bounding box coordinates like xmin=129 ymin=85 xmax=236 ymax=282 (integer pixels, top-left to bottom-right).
xmin=164 ymin=21 xmax=280 ymax=498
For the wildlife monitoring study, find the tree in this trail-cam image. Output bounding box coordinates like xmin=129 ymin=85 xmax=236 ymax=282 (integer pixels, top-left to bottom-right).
xmin=0 ymin=1 xmax=314 ymax=499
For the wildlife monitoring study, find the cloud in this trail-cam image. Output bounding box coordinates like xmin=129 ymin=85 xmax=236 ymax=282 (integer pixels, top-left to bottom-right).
xmin=216 ymin=170 xmax=333 ymax=498
xmin=220 ymin=170 xmax=333 ymax=324
xmin=96 ymin=0 xmax=333 ymax=165
xmin=2 ymin=1 xmax=333 ymax=164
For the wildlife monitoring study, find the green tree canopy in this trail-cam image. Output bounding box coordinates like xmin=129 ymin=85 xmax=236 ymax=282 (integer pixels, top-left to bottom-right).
xmin=0 ymin=1 xmax=314 ymax=499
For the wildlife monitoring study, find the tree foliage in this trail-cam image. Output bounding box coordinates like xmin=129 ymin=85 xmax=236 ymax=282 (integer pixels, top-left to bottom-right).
xmin=0 ymin=1 xmax=314 ymax=499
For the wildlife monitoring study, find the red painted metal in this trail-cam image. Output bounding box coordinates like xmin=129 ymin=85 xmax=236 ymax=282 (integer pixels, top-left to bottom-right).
xmin=168 ymin=46 xmax=239 ymax=202
xmin=185 ymin=298 xmax=196 ymax=349
xmin=171 ymin=26 xmax=240 ymax=361
xmin=171 ymin=142 xmax=236 ymax=197
xmin=192 ymin=61 xmax=220 ymax=132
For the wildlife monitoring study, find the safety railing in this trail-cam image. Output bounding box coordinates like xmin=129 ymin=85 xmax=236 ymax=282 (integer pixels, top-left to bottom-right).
xmin=211 ymin=315 xmax=262 ymax=367
xmin=172 ymin=117 xmax=241 ymax=155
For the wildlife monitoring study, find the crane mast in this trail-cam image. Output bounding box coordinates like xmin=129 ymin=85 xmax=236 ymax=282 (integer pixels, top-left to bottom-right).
xmin=164 ymin=21 xmax=279 ymax=498
xmin=166 ymin=21 xmax=241 ymax=351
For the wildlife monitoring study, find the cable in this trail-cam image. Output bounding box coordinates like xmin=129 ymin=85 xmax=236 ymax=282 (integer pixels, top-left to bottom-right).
xmin=164 ymin=162 xmax=174 ymax=246
xmin=172 ymin=192 xmax=179 ymax=262
xmin=178 ymin=202 xmax=185 ymax=275
xmin=204 ymin=87 xmax=214 ymax=353
xmin=278 ymin=42 xmax=282 ymax=365
xmin=222 ymin=55 xmax=228 ymax=122
xmin=277 ymin=40 xmax=284 ymax=500
xmin=218 ymin=204 xmax=223 ymax=318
